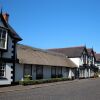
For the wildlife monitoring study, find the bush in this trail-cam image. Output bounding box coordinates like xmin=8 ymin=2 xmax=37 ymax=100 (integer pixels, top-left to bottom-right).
xmin=19 ymin=78 xmax=71 ymax=86
xmin=24 ymin=75 xmax=32 ymax=81
xmin=94 ymin=72 xmax=99 ymax=78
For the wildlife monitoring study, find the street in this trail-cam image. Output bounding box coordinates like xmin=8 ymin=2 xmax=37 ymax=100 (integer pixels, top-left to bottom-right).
xmin=0 ymin=78 xmax=100 ymax=100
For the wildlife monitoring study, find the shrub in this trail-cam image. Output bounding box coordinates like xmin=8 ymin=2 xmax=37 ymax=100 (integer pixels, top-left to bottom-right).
xmin=24 ymin=75 xmax=32 ymax=81
xmin=19 ymin=77 xmax=71 ymax=86
xmin=94 ymin=72 xmax=99 ymax=78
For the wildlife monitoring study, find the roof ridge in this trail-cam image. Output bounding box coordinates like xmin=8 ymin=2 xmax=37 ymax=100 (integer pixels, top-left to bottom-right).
xmin=48 ymin=45 xmax=85 ymax=50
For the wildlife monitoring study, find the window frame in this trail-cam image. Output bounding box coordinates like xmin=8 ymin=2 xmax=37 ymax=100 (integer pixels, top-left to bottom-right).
xmin=0 ymin=28 xmax=8 ymax=50
xmin=0 ymin=63 xmax=6 ymax=78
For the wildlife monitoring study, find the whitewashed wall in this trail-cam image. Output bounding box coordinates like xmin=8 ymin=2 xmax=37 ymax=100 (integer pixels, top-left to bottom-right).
xmin=15 ymin=64 xmax=23 ymax=81
xmin=95 ymin=62 xmax=100 ymax=70
xmin=90 ymin=69 xmax=94 ymax=77
xmin=71 ymin=69 xmax=75 ymax=77
xmin=32 ymin=65 xmax=36 ymax=80
xmin=15 ymin=63 xmax=76 ymax=82
xmin=62 ymin=67 xmax=69 ymax=78
xmin=70 ymin=58 xmax=82 ymax=67
xmin=43 ymin=66 xmax=51 ymax=79
xmin=0 ymin=63 xmax=13 ymax=85
xmin=84 ymin=69 xmax=89 ymax=78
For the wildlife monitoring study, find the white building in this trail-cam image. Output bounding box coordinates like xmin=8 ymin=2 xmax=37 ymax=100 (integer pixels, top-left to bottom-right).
xmin=0 ymin=12 xmax=22 ymax=85
xmin=95 ymin=54 xmax=100 ymax=69
xmin=48 ymin=47 xmax=97 ymax=78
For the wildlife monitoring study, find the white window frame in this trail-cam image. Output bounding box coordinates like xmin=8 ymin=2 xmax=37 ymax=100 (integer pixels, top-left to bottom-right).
xmin=0 ymin=28 xmax=8 ymax=50
xmin=0 ymin=63 xmax=6 ymax=78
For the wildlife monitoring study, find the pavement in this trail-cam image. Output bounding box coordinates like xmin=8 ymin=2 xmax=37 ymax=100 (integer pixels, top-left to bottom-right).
xmin=0 ymin=79 xmax=78 ymax=93
xmin=0 ymin=78 xmax=99 ymax=100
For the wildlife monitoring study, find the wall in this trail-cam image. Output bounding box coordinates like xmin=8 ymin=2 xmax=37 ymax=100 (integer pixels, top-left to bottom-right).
xmin=15 ymin=64 xmax=76 ymax=82
xmin=15 ymin=64 xmax=23 ymax=81
xmin=95 ymin=62 xmax=100 ymax=69
xmin=43 ymin=66 xmax=51 ymax=79
xmin=32 ymin=65 xmax=36 ymax=80
xmin=70 ymin=58 xmax=82 ymax=67
xmin=0 ymin=32 xmax=16 ymax=85
xmin=62 ymin=67 xmax=69 ymax=78
xmin=90 ymin=69 xmax=94 ymax=77
xmin=0 ymin=63 xmax=13 ymax=85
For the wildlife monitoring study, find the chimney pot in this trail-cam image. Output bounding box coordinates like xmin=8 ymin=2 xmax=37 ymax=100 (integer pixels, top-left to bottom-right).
xmin=3 ymin=13 xmax=9 ymax=23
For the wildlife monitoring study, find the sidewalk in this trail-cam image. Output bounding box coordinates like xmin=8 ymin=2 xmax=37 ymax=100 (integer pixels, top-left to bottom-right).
xmin=0 ymin=80 xmax=78 ymax=93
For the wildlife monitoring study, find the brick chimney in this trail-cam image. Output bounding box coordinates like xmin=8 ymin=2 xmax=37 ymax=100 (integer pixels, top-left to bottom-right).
xmin=3 ymin=13 xmax=9 ymax=23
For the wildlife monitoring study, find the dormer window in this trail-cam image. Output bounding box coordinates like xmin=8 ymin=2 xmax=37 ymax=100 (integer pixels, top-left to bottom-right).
xmin=0 ymin=28 xmax=7 ymax=50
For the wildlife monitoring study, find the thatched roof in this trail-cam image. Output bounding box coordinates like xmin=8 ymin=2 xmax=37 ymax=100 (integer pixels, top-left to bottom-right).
xmin=17 ymin=44 xmax=77 ymax=68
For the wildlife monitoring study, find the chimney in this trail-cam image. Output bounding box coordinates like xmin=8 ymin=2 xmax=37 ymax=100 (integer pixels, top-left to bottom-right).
xmin=3 ymin=13 xmax=9 ymax=23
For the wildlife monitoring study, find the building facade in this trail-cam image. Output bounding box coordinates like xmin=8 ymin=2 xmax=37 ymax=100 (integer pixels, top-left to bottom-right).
xmin=48 ymin=47 xmax=97 ymax=79
xmin=95 ymin=53 xmax=100 ymax=77
xmin=0 ymin=12 xmax=22 ymax=85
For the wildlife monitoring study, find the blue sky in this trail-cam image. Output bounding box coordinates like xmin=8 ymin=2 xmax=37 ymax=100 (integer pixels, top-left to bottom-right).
xmin=0 ymin=0 xmax=100 ymax=52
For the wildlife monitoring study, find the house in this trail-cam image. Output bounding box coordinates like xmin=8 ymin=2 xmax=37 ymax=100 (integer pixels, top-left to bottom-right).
xmin=0 ymin=12 xmax=77 ymax=85
xmin=0 ymin=12 xmax=22 ymax=85
xmin=48 ymin=46 xmax=97 ymax=78
xmin=87 ymin=48 xmax=98 ymax=76
xmin=15 ymin=44 xmax=77 ymax=82
xmin=95 ymin=53 xmax=100 ymax=76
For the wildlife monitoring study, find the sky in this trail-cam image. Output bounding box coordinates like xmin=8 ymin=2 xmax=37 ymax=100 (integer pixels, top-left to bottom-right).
xmin=0 ymin=0 xmax=100 ymax=52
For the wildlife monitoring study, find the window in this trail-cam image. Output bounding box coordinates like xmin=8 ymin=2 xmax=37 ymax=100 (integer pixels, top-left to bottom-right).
xmin=0 ymin=63 xmax=6 ymax=78
xmin=56 ymin=67 xmax=62 ymax=78
xmin=36 ymin=66 xmax=43 ymax=79
xmin=90 ymin=56 xmax=94 ymax=65
xmin=83 ymin=54 xmax=87 ymax=64
xmin=24 ymin=64 xmax=32 ymax=76
xmin=0 ymin=28 xmax=7 ymax=49
xmin=51 ymin=67 xmax=56 ymax=78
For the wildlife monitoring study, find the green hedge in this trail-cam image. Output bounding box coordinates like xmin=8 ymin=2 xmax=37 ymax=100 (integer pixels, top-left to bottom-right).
xmin=24 ymin=75 xmax=32 ymax=81
xmin=19 ymin=78 xmax=72 ymax=86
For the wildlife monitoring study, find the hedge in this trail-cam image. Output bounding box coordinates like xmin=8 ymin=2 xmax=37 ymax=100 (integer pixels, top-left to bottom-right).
xmin=19 ymin=78 xmax=72 ymax=86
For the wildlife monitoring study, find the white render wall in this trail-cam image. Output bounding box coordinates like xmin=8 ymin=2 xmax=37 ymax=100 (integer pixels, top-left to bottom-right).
xmin=71 ymin=69 xmax=75 ymax=77
xmin=15 ymin=64 xmax=76 ymax=82
xmin=68 ymin=69 xmax=75 ymax=79
xmin=43 ymin=66 xmax=51 ymax=79
xmin=15 ymin=64 xmax=24 ymax=81
xmin=85 ymin=69 xmax=89 ymax=78
xmin=90 ymin=69 xmax=94 ymax=77
xmin=32 ymin=65 xmax=36 ymax=80
xmin=0 ymin=63 xmax=13 ymax=85
xmin=62 ymin=67 xmax=69 ymax=78
xmin=95 ymin=62 xmax=100 ymax=70
xmin=70 ymin=58 xmax=82 ymax=67
xmin=15 ymin=64 xmax=36 ymax=81
xmin=62 ymin=67 xmax=66 ymax=78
